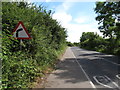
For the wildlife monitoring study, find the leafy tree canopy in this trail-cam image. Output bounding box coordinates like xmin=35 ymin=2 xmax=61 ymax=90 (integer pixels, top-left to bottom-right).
xmin=94 ymin=2 xmax=120 ymax=39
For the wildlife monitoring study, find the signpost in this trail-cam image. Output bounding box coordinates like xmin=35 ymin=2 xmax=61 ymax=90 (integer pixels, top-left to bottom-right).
xmin=13 ymin=21 xmax=31 ymax=49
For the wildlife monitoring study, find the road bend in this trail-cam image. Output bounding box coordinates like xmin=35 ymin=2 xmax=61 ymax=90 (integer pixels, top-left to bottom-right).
xmin=71 ymin=47 xmax=120 ymax=90
xmin=43 ymin=47 xmax=120 ymax=90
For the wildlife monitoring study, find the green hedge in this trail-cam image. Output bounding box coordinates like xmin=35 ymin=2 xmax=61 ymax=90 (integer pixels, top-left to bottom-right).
xmin=80 ymin=32 xmax=120 ymax=55
xmin=2 ymin=2 xmax=67 ymax=88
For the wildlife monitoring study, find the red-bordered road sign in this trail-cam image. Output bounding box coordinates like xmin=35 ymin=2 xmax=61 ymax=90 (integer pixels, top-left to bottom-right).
xmin=13 ymin=21 xmax=31 ymax=39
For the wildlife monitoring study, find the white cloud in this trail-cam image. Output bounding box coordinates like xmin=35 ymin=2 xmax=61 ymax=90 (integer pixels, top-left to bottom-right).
xmin=52 ymin=1 xmax=73 ymax=26
xmin=55 ymin=1 xmax=73 ymax=12
xmin=74 ymin=16 xmax=88 ymax=24
xmin=65 ymin=22 xmax=102 ymax=43
xmin=45 ymin=0 xmax=52 ymax=2
xmin=52 ymin=2 xmax=103 ymax=43
xmin=52 ymin=12 xmax=72 ymax=27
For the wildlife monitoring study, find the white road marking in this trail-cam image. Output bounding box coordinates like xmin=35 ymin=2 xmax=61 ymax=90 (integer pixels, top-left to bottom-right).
xmin=70 ymin=47 xmax=96 ymax=89
xmin=105 ymin=75 xmax=120 ymax=89
xmin=93 ymin=76 xmax=113 ymax=88
xmin=116 ymin=74 xmax=120 ymax=80
xmin=75 ymin=47 xmax=120 ymax=89
xmin=93 ymin=75 xmax=120 ymax=89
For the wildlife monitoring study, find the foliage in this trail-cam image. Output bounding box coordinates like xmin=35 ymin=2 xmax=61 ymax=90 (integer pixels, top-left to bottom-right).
xmin=2 ymin=2 xmax=67 ymax=88
xmin=66 ymin=41 xmax=74 ymax=47
xmin=80 ymin=32 xmax=107 ymax=51
xmin=73 ymin=42 xmax=79 ymax=46
xmin=95 ymin=2 xmax=120 ymax=38
xmin=94 ymin=2 xmax=120 ymax=55
xmin=80 ymin=2 xmax=120 ymax=56
xmin=66 ymin=41 xmax=79 ymax=47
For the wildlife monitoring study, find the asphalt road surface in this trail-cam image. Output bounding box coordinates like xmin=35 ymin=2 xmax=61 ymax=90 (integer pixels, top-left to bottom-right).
xmin=43 ymin=47 xmax=120 ymax=90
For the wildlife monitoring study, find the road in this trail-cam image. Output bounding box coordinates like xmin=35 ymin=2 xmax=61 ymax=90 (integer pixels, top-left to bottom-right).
xmin=43 ymin=47 xmax=120 ymax=89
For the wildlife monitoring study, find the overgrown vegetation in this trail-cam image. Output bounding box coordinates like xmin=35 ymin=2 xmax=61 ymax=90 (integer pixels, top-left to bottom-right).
xmin=66 ymin=41 xmax=74 ymax=46
xmin=80 ymin=32 xmax=109 ymax=52
xmin=2 ymin=2 xmax=67 ymax=88
xmin=66 ymin=41 xmax=79 ymax=47
xmin=80 ymin=2 xmax=120 ymax=56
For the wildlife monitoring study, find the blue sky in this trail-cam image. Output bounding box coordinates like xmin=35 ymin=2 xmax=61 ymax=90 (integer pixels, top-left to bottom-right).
xmin=31 ymin=1 xmax=105 ymax=43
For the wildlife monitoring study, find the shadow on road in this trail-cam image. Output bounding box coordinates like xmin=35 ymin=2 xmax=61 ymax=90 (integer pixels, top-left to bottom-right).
xmin=78 ymin=52 xmax=120 ymax=64
xmin=54 ymin=58 xmax=89 ymax=84
xmin=53 ymin=56 xmax=119 ymax=88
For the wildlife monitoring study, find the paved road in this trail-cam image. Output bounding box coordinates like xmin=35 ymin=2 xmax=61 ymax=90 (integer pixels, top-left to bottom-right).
xmin=71 ymin=47 xmax=120 ymax=89
xmin=43 ymin=47 xmax=120 ymax=89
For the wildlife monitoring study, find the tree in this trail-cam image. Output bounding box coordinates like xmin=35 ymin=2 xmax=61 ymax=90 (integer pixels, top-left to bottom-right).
xmin=94 ymin=2 xmax=120 ymax=39
xmin=66 ymin=41 xmax=74 ymax=46
xmin=94 ymin=2 xmax=120 ymax=55
xmin=80 ymin=32 xmax=98 ymax=49
xmin=80 ymin=32 xmax=107 ymax=51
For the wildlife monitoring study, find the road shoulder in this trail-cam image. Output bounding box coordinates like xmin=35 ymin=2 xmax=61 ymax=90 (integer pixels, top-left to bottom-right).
xmin=42 ymin=47 xmax=94 ymax=88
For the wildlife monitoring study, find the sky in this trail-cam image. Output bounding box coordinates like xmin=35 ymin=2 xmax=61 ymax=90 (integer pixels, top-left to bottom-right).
xmin=29 ymin=0 xmax=106 ymax=43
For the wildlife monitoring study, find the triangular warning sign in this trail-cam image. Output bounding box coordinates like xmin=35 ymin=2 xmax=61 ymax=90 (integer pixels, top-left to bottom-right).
xmin=13 ymin=21 xmax=31 ymax=39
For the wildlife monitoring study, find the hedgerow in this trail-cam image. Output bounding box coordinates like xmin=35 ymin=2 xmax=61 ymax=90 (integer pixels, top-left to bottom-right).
xmin=2 ymin=2 xmax=67 ymax=88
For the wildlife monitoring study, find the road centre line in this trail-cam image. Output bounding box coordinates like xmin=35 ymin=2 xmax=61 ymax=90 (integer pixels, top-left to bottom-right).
xmin=70 ymin=47 xmax=96 ymax=89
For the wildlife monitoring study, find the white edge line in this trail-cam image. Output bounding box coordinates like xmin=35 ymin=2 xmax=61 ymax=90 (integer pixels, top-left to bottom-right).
xmin=70 ymin=47 xmax=96 ymax=89
xmin=116 ymin=74 xmax=120 ymax=80
xmin=93 ymin=76 xmax=113 ymax=88
xmin=105 ymin=75 xmax=120 ymax=89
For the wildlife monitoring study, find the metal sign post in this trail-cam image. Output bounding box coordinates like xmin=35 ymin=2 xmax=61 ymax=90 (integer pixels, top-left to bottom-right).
xmin=20 ymin=39 xmax=22 ymax=50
